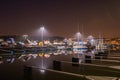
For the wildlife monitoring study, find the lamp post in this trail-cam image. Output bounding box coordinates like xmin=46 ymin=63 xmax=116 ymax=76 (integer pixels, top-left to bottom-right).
xmin=41 ymin=27 xmax=44 ymax=46
xmin=77 ymin=32 xmax=81 ymax=45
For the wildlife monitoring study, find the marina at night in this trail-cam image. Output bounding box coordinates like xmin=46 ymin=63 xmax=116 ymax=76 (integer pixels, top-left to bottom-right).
xmin=0 ymin=34 xmax=120 ymax=80
xmin=1 ymin=0 xmax=120 ymax=80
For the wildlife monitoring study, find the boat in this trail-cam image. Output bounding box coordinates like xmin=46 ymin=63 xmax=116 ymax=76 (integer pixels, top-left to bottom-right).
xmin=95 ymin=38 xmax=109 ymax=59
xmin=72 ymin=41 xmax=88 ymax=53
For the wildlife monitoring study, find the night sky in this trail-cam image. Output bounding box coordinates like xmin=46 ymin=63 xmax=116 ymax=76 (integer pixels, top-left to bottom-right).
xmin=0 ymin=0 xmax=120 ymax=38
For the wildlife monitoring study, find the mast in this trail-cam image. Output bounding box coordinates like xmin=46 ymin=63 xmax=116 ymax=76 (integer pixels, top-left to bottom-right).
xmin=77 ymin=24 xmax=80 ymax=45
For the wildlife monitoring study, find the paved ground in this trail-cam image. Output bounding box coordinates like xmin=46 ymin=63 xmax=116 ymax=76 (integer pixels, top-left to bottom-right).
xmin=87 ymin=76 xmax=116 ymax=80
xmin=87 ymin=58 xmax=120 ymax=80
xmin=31 ymin=65 xmax=120 ymax=80
xmin=109 ymin=66 xmax=120 ymax=69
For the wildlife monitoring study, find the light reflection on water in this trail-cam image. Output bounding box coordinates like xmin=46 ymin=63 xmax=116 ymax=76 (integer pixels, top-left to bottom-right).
xmin=0 ymin=50 xmax=87 ymax=66
xmin=0 ymin=49 xmax=85 ymax=70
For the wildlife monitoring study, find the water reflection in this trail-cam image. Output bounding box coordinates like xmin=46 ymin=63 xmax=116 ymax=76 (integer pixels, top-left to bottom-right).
xmin=0 ymin=50 xmax=86 ymax=64
xmin=6 ymin=57 xmax=15 ymax=63
xmin=0 ymin=56 xmax=3 ymax=64
xmin=0 ymin=49 xmax=96 ymax=66
xmin=18 ymin=54 xmax=33 ymax=62
xmin=0 ymin=50 xmax=119 ymax=79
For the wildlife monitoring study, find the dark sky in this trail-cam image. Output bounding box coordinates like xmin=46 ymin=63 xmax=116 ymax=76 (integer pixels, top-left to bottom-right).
xmin=0 ymin=0 xmax=120 ymax=38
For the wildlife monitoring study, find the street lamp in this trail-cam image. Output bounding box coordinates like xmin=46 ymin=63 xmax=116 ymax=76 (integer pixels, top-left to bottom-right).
xmin=77 ymin=32 xmax=81 ymax=45
xmin=40 ymin=27 xmax=45 ymax=46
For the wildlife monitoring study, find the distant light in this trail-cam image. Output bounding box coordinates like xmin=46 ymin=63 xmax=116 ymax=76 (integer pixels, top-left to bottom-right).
xmin=76 ymin=32 xmax=82 ymax=38
xmin=77 ymin=32 xmax=81 ymax=35
xmin=91 ymin=39 xmax=95 ymax=42
xmin=32 ymin=54 xmax=38 ymax=59
xmin=88 ymin=35 xmax=93 ymax=40
xmin=44 ymin=54 xmax=50 ymax=58
xmin=53 ymin=53 xmax=59 ymax=55
xmin=38 ymin=53 xmax=44 ymax=57
xmin=23 ymin=34 xmax=28 ymax=37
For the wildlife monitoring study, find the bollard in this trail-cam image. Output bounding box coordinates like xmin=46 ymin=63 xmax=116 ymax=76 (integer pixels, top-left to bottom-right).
xmin=85 ymin=55 xmax=92 ymax=63
xmin=24 ymin=65 xmax=32 ymax=80
xmin=53 ymin=60 xmax=61 ymax=71
xmin=95 ymin=54 xmax=101 ymax=59
xmin=72 ymin=57 xmax=79 ymax=67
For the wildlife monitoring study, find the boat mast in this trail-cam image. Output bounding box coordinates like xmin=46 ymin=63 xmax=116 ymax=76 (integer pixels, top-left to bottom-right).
xmin=77 ymin=24 xmax=80 ymax=45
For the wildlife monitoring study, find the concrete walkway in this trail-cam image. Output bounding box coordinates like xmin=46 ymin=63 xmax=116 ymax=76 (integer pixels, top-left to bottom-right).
xmin=30 ymin=58 xmax=120 ymax=80
xmin=109 ymin=66 xmax=120 ymax=70
xmin=87 ymin=76 xmax=116 ymax=80
xmin=31 ymin=66 xmax=120 ymax=80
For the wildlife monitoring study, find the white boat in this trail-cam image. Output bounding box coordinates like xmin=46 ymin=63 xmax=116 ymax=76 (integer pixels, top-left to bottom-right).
xmin=73 ymin=41 xmax=87 ymax=52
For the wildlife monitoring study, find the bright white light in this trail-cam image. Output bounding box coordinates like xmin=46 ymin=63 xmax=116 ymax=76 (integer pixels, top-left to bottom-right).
xmin=39 ymin=26 xmax=45 ymax=33
xmin=89 ymin=38 xmax=96 ymax=46
xmin=40 ymin=63 xmax=45 ymax=73
xmin=88 ymin=35 xmax=93 ymax=40
xmin=37 ymin=25 xmax=50 ymax=38
xmin=76 ymin=32 xmax=82 ymax=44
xmin=91 ymin=39 xmax=95 ymax=42
xmin=23 ymin=34 xmax=28 ymax=38
xmin=40 ymin=26 xmax=45 ymax=34
xmin=41 ymin=27 xmax=44 ymax=30
xmin=40 ymin=26 xmax=45 ymax=43
xmin=40 ymin=69 xmax=45 ymax=73
xmin=76 ymin=32 xmax=82 ymax=38
xmin=44 ymin=54 xmax=50 ymax=58
xmin=77 ymin=32 xmax=81 ymax=35
xmin=32 ymin=54 xmax=38 ymax=59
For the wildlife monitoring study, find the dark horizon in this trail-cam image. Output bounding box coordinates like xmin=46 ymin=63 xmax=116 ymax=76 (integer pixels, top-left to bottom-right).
xmin=0 ymin=0 xmax=120 ymax=38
